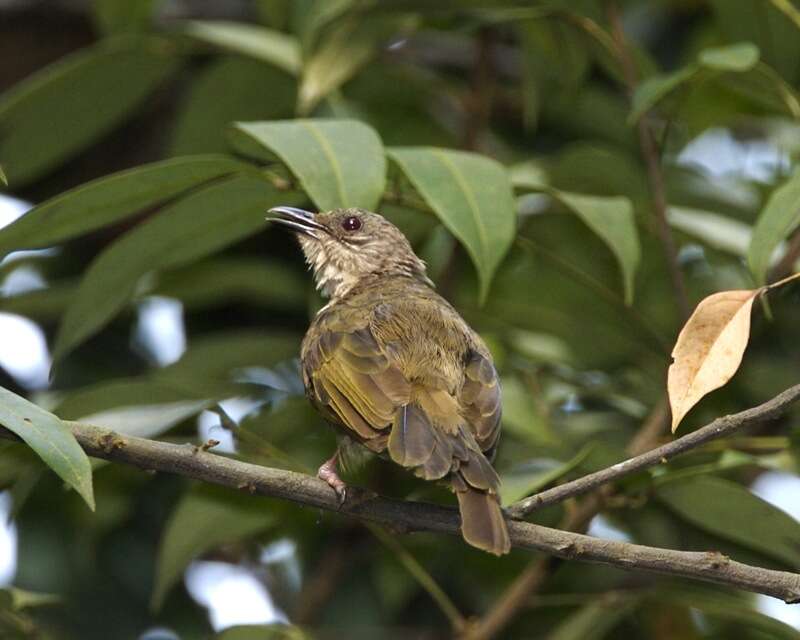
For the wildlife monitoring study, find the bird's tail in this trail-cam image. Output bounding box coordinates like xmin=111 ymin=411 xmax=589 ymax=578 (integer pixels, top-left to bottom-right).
xmin=453 ymin=474 xmax=510 ymax=556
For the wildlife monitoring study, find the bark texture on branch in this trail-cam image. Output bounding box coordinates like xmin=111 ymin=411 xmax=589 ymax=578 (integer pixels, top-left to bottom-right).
xmin=5 ymin=406 xmax=796 ymax=604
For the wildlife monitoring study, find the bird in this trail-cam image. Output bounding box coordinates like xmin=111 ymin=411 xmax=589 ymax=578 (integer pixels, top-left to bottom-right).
xmin=266 ymin=205 xmax=510 ymax=556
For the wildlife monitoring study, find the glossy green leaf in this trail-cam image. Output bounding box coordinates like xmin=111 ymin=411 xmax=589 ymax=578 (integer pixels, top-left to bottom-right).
xmin=388 ymin=147 xmax=516 ymax=303
xmin=298 ymin=18 xmax=380 ymax=114
xmin=169 ymin=57 xmax=296 ymax=156
xmin=297 ymin=0 xmax=356 ymax=48
xmin=699 ymin=42 xmax=760 ymax=71
xmin=630 ymin=44 xmax=759 ymax=123
xmin=53 ymin=176 xmax=300 ymax=362
xmin=154 ymin=257 xmax=308 ymax=312
xmin=182 ymin=20 xmax=301 ymax=75
xmin=151 ymin=484 xmax=275 ymax=609
xmin=709 ymin=0 xmax=799 ymax=80
xmin=656 ymin=475 xmax=800 ymax=568
xmin=629 ymin=66 xmax=697 ymax=122
xmin=2 ymin=281 xmax=77 ymax=320
xmin=0 ymin=386 xmax=94 ymax=510
xmin=748 ymin=169 xmax=800 ymax=285
xmin=0 ymin=36 xmax=179 ymax=187
xmin=77 ymin=400 xmax=209 ymax=439
xmin=231 ymin=119 xmax=386 ymax=210
xmin=668 ymin=206 xmax=752 ymax=257
xmin=510 ymin=161 xmax=549 ymax=191
xmin=552 ymin=191 xmax=640 ymax=305
xmin=154 ymin=330 xmax=301 ymax=391
xmin=0 ymin=155 xmax=252 ymax=258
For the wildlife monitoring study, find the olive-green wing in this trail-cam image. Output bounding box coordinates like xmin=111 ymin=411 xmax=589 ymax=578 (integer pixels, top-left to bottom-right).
xmin=460 ymin=350 xmax=502 ymax=456
xmin=302 ymin=325 xmax=411 ymax=452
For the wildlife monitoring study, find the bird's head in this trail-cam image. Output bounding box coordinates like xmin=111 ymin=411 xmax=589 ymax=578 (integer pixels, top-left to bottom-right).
xmin=266 ymin=206 xmax=432 ymax=299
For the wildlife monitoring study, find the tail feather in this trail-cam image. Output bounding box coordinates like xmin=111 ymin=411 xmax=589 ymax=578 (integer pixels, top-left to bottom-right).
xmin=455 ymin=480 xmax=510 ymax=556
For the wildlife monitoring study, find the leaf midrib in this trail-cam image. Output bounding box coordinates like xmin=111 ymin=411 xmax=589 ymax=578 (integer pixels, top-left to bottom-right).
xmin=431 ymin=149 xmax=489 ymax=263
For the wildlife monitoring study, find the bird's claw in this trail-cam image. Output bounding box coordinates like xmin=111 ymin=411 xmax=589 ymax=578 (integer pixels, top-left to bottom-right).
xmin=317 ymin=456 xmax=348 ymax=507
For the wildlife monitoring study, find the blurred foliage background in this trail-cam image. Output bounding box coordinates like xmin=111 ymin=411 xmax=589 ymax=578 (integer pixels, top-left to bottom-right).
xmin=2 ymin=0 xmax=800 ymax=638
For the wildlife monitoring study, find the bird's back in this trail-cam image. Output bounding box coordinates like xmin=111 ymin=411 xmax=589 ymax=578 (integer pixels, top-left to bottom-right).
xmin=301 ymin=274 xmax=509 ymax=555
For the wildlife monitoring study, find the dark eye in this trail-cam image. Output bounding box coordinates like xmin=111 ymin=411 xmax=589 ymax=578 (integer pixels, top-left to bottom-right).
xmin=342 ymin=216 xmax=362 ymax=232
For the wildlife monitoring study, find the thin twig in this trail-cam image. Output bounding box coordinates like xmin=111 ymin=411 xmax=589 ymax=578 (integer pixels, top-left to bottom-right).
xmin=606 ymin=2 xmax=690 ymax=320
xmin=2 ymin=394 xmax=799 ymax=603
xmin=507 ymin=383 xmax=800 ymax=518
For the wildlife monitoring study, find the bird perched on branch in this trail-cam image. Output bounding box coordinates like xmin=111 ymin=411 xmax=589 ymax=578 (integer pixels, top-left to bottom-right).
xmin=267 ymin=206 xmax=510 ymax=555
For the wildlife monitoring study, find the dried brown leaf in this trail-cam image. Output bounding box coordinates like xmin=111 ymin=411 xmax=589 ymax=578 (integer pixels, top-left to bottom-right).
xmin=668 ymin=289 xmax=761 ymax=432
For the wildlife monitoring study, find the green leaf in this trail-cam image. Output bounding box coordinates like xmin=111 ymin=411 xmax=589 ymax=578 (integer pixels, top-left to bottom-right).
xmin=709 ymin=1 xmax=798 ymax=80
xmin=0 ymin=386 xmax=94 ymax=510
xmin=546 ymin=595 xmax=639 ymax=640
xmin=53 ymin=331 xmax=301 ymax=419
xmin=657 ymin=585 xmax=800 ymax=639
xmin=0 ymin=36 xmax=180 ymax=187
xmin=668 ymin=206 xmax=752 ymax=257
xmin=499 ymin=375 xmax=556 ymax=446
xmin=77 ymin=400 xmax=210 ymax=439
xmin=699 ymin=42 xmax=760 ymax=71
xmin=154 ymin=257 xmax=308 ymax=312
xmin=5 ymin=588 xmax=60 ymax=610
xmin=551 ymin=191 xmax=640 ymax=305
xmin=216 ymin=625 xmax=310 ymax=640
xmin=0 ymin=166 xmax=6 ymax=187
xmin=169 ymin=57 xmax=296 ymax=156
xmin=629 ymin=66 xmax=697 ymax=122
xmin=53 ymin=176 xmax=300 ymax=362
xmin=510 ymin=161 xmax=549 ymax=191
xmin=182 ymin=20 xmax=301 ymax=75
xmin=388 ymin=147 xmax=516 ymax=303
xmin=629 ymin=44 xmax=759 ymax=123
xmin=500 ymin=445 xmax=592 ymax=505
xmin=231 ymin=119 xmax=386 ymax=210
xmin=154 ymin=330 xmax=301 ymax=392
xmin=0 ymin=155 xmax=252 ymax=258
xmin=748 ymin=169 xmax=800 ymax=285
xmin=298 ymin=18 xmax=381 ymax=114
xmin=93 ymin=0 xmax=159 ymax=33
xmin=656 ymin=475 xmax=800 ymax=568
xmin=151 ymin=483 xmax=275 ymax=610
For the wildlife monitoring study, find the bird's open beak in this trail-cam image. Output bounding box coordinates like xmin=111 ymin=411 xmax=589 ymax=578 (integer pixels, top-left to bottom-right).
xmin=266 ymin=206 xmax=326 ymax=238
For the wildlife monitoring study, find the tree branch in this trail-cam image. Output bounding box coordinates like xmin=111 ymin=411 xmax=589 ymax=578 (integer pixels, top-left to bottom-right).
xmin=2 ymin=399 xmax=798 ymax=604
xmin=507 ymin=383 xmax=800 ymax=518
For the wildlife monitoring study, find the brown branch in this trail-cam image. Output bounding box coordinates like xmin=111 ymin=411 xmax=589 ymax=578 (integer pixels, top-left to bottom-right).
xmin=1 ymin=402 xmax=797 ymax=605
xmin=605 ymin=2 xmax=690 ymax=320
xmin=508 ymin=383 xmax=800 ymax=518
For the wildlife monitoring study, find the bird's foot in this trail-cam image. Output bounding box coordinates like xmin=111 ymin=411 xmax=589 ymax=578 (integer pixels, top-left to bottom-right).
xmin=317 ymin=453 xmax=347 ymax=507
